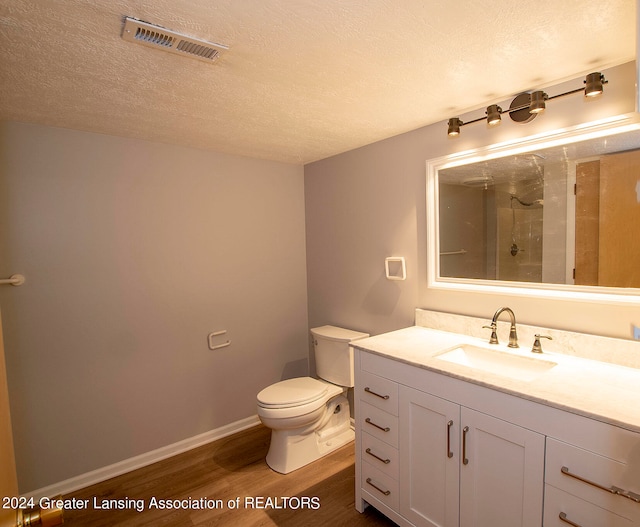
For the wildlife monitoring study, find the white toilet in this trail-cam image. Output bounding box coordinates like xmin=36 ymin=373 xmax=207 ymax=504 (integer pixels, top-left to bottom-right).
xmin=256 ymin=325 xmax=369 ymax=474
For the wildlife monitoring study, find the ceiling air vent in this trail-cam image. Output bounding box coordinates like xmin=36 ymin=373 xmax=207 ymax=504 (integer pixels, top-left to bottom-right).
xmin=122 ymin=17 xmax=228 ymax=63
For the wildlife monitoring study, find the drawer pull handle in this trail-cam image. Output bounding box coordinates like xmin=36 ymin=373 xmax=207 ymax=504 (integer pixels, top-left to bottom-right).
xmin=366 ymin=477 xmax=391 ymax=496
xmin=366 ymin=447 xmax=391 ymax=464
xmin=559 ymin=512 xmax=582 ymax=527
xmin=446 ymin=420 xmax=454 ymax=458
xmin=561 ymin=466 xmax=640 ymax=503
xmin=364 ymin=387 xmax=390 ymax=400
xmin=462 ymin=426 xmax=469 ymax=465
xmin=365 ymin=417 xmax=390 ymax=432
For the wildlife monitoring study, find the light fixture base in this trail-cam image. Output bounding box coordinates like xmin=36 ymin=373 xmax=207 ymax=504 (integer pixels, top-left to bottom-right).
xmin=444 ymin=72 xmax=607 ymax=137
xmin=509 ymin=93 xmax=537 ymax=124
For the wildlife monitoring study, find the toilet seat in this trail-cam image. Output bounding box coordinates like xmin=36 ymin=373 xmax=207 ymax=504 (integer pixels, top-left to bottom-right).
xmin=257 ymin=377 xmax=344 ymax=420
xmin=257 ymin=377 xmax=341 ymax=409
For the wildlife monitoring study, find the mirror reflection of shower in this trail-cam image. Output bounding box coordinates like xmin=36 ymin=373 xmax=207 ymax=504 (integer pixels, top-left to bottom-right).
xmin=435 ymin=118 xmax=640 ymax=289
xmin=510 ymin=194 xmax=544 ymax=257
xmin=497 ymin=182 xmax=544 ymax=282
xmin=438 ymin=153 xmax=547 ymax=283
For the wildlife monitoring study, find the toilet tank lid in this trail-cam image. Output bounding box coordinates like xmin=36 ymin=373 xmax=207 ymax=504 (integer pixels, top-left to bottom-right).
xmin=310 ymin=325 xmax=369 ymax=342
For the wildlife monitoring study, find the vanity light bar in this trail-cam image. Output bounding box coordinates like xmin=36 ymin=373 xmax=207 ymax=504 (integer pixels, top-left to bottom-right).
xmin=447 ymin=72 xmax=607 ymax=137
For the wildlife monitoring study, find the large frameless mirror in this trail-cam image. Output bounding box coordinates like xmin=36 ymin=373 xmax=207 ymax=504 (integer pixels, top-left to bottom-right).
xmin=426 ymin=116 xmax=640 ymax=303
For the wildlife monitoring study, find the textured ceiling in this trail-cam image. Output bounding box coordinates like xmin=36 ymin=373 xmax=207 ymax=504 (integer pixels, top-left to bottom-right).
xmin=0 ymin=0 xmax=636 ymax=164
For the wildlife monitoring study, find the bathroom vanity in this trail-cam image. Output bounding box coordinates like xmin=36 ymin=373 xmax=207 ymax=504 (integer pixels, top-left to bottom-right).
xmin=353 ymin=310 xmax=640 ymax=527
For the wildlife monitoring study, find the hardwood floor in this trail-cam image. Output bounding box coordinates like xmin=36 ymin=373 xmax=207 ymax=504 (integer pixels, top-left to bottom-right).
xmin=61 ymin=424 xmax=398 ymax=526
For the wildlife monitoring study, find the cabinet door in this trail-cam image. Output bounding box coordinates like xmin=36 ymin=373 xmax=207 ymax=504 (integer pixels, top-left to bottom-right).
xmin=400 ymin=385 xmax=460 ymax=527
xmin=459 ymin=407 xmax=544 ymax=527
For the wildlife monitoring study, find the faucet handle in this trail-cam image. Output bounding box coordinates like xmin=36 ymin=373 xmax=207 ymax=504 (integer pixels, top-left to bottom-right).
xmin=531 ymin=334 xmax=552 ymax=354
xmin=482 ymin=323 xmax=499 ymax=345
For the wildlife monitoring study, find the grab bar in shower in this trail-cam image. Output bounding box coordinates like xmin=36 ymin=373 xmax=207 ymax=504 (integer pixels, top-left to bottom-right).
xmin=440 ymin=249 xmax=467 ymax=256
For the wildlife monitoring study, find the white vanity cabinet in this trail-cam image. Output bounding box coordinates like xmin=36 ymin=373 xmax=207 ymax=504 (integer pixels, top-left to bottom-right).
xmin=355 ymin=350 xmax=544 ymax=527
xmin=354 ymin=347 xmax=640 ymax=527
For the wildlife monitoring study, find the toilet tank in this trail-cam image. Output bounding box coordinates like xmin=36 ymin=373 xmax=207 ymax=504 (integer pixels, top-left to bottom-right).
xmin=310 ymin=325 xmax=369 ymax=388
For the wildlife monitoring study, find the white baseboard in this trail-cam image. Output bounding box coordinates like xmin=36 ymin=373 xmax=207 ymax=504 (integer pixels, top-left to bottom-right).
xmin=23 ymin=414 xmax=261 ymax=499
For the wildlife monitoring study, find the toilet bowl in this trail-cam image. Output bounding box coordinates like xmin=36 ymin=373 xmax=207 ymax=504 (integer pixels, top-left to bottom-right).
xmin=257 ymin=377 xmax=352 ymax=474
xmin=256 ymin=325 xmax=369 ymax=474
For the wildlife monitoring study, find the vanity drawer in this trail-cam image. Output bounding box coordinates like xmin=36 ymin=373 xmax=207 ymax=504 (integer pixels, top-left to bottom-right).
xmin=544 ymin=484 xmax=633 ymax=527
xmin=359 ymin=401 xmax=399 ymax=447
xmin=545 ymin=438 xmax=640 ymax=521
xmin=361 ymin=461 xmax=399 ymax=511
xmin=359 ymin=370 xmax=398 ymax=415
xmin=362 ymin=431 xmax=399 ymax=480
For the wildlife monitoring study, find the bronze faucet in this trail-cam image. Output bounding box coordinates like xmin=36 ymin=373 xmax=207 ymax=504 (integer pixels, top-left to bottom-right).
xmin=531 ymin=334 xmax=552 ymax=353
xmin=483 ymin=307 xmax=519 ymax=348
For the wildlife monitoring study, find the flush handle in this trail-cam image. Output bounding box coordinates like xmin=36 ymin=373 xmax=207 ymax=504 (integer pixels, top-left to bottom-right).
xmin=559 ymin=512 xmax=582 ymax=527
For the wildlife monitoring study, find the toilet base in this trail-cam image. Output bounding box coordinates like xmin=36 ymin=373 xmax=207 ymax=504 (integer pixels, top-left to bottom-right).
xmin=265 ymin=396 xmax=353 ymax=474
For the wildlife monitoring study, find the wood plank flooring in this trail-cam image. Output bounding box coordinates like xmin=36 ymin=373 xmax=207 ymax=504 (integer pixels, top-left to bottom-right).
xmin=61 ymin=424 xmax=398 ymax=526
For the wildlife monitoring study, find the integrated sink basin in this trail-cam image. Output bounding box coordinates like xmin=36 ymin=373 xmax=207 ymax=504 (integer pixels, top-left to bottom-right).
xmin=435 ymin=344 xmax=557 ymax=382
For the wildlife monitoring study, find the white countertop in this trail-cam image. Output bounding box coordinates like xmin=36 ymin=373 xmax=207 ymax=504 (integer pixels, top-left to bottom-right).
xmin=353 ymin=325 xmax=640 ymax=434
